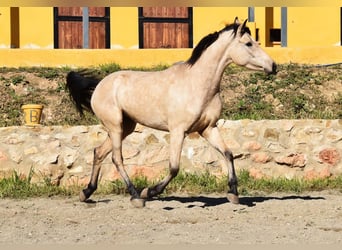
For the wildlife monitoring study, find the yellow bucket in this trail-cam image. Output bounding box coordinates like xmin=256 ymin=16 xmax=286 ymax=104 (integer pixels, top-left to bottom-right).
xmin=21 ymin=104 xmax=44 ymax=126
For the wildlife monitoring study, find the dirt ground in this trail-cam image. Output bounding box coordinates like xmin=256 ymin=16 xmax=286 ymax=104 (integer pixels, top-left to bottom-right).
xmin=0 ymin=191 xmax=341 ymax=245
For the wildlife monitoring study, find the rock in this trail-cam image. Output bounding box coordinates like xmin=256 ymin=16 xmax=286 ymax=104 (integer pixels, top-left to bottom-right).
xmin=243 ymin=141 xmax=262 ymax=151
xmin=304 ymin=127 xmax=322 ymax=134
xmin=130 ymin=165 xmax=166 ymax=180
xmin=0 ymin=120 xmax=341 ymax=186
xmin=251 ymin=152 xmax=272 ymax=163
xmin=0 ymin=150 xmax=8 ymax=161
xmin=249 ymin=167 xmax=265 ymax=179
xmin=8 ymin=149 xmax=23 ymax=163
xmin=61 ymin=147 xmax=78 ymax=168
xmin=223 ymin=138 xmax=240 ymax=150
xmin=326 ymin=129 xmax=342 ymax=142
xmin=264 ymin=128 xmax=280 ymax=141
xmin=144 ymin=134 xmax=159 ymax=144
xmin=122 ymin=146 xmax=140 ymax=160
xmin=70 ymin=135 xmax=80 ymax=147
xmin=47 ymin=140 xmax=61 ymax=149
xmin=304 ymin=167 xmax=332 ymax=180
xmin=281 ymin=120 xmax=295 ymax=132
xmin=275 ymin=153 xmax=307 ymax=168
xmin=4 ymin=133 xmax=25 ymax=144
xmin=241 ymin=129 xmax=256 ymax=137
xmin=187 ymin=132 xmax=200 ymax=140
xmin=185 ymin=146 xmax=195 ymax=159
xmin=134 ymin=123 xmax=145 ymax=133
xmin=198 ymin=146 xmax=220 ymax=164
xmin=318 ymin=148 xmax=340 ymax=166
xmin=68 ymin=166 xmax=83 ymax=174
xmin=138 ymin=145 xmax=169 ymax=165
xmin=24 ymin=146 xmax=39 ymax=155
xmin=216 ymin=119 xmax=225 ymax=128
xmin=30 ymin=151 xmax=59 ymax=165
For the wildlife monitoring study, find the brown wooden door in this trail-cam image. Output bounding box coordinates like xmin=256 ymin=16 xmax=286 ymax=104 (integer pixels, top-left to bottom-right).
xmin=139 ymin=7 xmax=193 ymax=48
xmin=54 ymin=7 xmax=110 ymax=49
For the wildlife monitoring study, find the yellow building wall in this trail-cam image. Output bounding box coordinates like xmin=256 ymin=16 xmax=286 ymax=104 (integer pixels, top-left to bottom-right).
xmin=287 ymin=7 xmax=340 ymax=47
xmin=110 ymin=7 xmax=139 ymax=49
xmin=19 ymin=7 xmax=54 ymax=48
xmin=1 ymin=7 xmax=340 ymax=49
xmin=0 ymin=6 xmax=341 ymax=68
xmin=192 ymin=7 xmax=247 ymax=45
xmin=0 ymin=8 xmax=12 ymax=48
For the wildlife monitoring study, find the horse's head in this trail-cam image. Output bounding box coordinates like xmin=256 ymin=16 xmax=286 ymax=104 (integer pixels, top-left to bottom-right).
xmin=228 ymin=18 xmax=277 ymax=74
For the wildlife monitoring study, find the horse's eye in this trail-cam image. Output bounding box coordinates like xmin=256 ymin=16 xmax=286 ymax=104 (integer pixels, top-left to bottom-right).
xmin=246 ymin=42 xmax=253 ymax=47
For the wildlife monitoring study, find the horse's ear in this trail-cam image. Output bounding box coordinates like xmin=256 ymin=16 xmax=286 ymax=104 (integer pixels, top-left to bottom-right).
xmin=242 ymin=19 xmax=248 ymax=29
xmin=233 ymin=17 xmax=240 ymax=34
xmin=236 ymin=19 xmax=248 ymax=36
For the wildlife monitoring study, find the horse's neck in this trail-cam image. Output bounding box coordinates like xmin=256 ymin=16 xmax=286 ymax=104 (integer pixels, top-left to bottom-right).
xmin=190 ymin=34 xmax=233 ymax=94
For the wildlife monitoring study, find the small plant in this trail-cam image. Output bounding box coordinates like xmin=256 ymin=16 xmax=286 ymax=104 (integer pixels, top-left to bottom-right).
xmin=1 ymin=169 xmax=341 ymax=199
xmin=37 ymin=68 xmax=60 ymax=79
xmin=0 ymin=63 xmax=341 ymax=126
xmin=98 ymin=63 xmax=121 ymax=74
xmin=11 ymin=75 xmax=25 ymax=85
xmin=0 ymin=169 xmax=72 ymax=198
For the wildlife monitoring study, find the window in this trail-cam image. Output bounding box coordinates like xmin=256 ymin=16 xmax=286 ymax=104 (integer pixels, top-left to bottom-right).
xmin=138 ymin=7 xmax=193 ymax=48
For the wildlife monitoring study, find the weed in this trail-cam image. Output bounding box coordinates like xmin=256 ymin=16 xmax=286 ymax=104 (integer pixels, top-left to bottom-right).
xmin=98 ymin=63 xmax=121 ymax=74
xmin=0 ymin=63 xmax=341 ymax=127
xmin=221 ymin=63 xmax=342 ymax=120
xmin=37 ymin=68 xmax=61 ymax=79
xmin=11 ymin=75 xmax=25 ymax=85
xmin=1 ymin=169 xmax=341 ymax=199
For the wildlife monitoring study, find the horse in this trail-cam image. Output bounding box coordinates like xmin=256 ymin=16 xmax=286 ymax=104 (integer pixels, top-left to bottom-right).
xmin=66 ymin=17 xmax=277 ymax=208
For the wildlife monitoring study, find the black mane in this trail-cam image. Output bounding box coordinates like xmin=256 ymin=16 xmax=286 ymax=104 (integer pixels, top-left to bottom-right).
xmin=186 ymin=22 xmax=250 ymax=66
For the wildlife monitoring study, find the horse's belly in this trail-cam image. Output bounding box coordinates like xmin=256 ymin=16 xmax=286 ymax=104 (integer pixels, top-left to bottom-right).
xmin=125 ymin=109 xmax=169 ymax=132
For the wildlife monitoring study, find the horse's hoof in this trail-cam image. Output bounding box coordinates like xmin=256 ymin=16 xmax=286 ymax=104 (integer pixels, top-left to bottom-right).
xmin=79 ymin=190 xmax=87 ymax=202
xmin=140 ymin=188 xmax=149 ymax=199
xmin=227 ymin=193 xmax=239 ymax=204
xmin=130 ymin=198 xmax=146 ymax=208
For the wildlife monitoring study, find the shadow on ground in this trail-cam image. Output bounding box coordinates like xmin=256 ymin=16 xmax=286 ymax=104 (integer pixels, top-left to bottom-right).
xmin=157 ymin=194 xmax=325 ymax=209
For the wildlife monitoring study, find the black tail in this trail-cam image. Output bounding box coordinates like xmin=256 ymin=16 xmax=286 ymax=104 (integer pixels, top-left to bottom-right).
xmin=66 ymin=71 xmax=101 ymax=115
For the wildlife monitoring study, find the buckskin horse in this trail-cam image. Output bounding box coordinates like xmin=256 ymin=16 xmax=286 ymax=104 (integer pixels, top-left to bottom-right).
xmin=66 ymin=18 xmax=277 ymax=207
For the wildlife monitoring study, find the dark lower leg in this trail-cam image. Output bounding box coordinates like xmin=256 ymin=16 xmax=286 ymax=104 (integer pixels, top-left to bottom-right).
xmin=225 ymin=150 xmax=239 ymax=204
xmin=81 ymin=183 xmax=97 ymax=200
xmin=80 ymin=137 xmax=112 ymax=202
xmin=225 ymin=150 xmax=238 ymax=196
xmin=111 ymin=147 xmax=140 ymax=199
xmin=141 ymin=129 xmax=184 ymax=199
xmin=200 ymin=126 xmax=239 ymax=203
xmin=141 ymin=167 xmax=179 ymax=198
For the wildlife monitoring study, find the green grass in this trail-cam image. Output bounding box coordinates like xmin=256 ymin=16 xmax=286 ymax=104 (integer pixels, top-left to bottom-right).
xmin=0 ymin=63 xmax=341 ymax=127
xmin=0 ymin=169 xmax=74 ymax=199
xmin=1 ymin=169 xmax=341 ymax=199
xmin=221 ymin=63 xmax=342 ymax=120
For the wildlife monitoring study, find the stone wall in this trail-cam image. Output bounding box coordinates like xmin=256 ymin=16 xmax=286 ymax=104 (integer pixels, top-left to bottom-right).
xmin=0 ymin=119 xmax=341 ymax=186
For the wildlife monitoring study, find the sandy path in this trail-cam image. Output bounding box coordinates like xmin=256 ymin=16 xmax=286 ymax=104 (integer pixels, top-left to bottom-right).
xmin=0 ymin=191 xmax=341 ymax=244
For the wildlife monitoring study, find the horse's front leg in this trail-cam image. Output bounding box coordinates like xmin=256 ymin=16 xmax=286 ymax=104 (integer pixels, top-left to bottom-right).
xmin=80 ymin=136 xmax=112 ymax=202
xmin=140 ymin=129 xmax=185 ymax=199
xmin=201 ymin=126 xmax=239 ymax=204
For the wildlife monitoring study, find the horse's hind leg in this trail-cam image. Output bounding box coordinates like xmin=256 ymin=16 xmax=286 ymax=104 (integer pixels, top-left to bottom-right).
xmin=80 ymin=136 xmax=112 ymax=202
xmin=80 ymin=115 xmax=137 ymax=203
xmin=201 ymin=126 xmax=239 ymax=204
xmin=108 ymin=128 xmax=145 ymax=207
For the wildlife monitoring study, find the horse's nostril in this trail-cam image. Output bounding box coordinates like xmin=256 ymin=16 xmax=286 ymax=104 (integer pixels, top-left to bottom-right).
xmin=272 ymin=62 xmax=277 ymax=74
